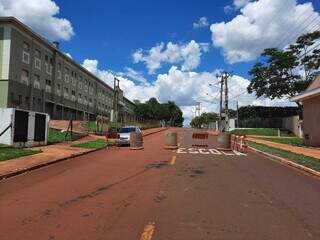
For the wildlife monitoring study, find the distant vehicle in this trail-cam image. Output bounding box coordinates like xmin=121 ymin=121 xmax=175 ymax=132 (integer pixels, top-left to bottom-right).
xmin=118 ymin=126 xmax=141 ymax=145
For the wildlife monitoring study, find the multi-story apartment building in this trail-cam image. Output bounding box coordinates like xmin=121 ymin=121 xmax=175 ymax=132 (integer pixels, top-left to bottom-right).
xmin=0 ymin=17 xmax=135 ymax=121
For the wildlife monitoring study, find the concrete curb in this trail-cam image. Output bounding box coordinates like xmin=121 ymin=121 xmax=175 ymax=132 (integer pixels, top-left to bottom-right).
xmin=0 ymin=148 xmax=98 ymax=180
xmin=142 ymin=127 xmax=168 ymax=137
xmin=248 ymin=146 xmax=320 ymax=178
xmin=0 ymin=127 xmax=168 ymax=181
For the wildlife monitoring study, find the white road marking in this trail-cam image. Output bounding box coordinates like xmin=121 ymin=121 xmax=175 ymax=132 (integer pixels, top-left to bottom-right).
xmin=176 ymin=148 xmax=247 ymax=156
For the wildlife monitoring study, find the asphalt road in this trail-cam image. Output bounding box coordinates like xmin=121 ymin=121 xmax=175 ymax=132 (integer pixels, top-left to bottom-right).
xmin=0 ymin=128 xmax=319 ymax=240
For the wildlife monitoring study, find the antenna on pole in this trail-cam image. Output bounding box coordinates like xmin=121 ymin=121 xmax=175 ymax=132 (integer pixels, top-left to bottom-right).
xmin=217 ymin=71 xmax=232 ymax=132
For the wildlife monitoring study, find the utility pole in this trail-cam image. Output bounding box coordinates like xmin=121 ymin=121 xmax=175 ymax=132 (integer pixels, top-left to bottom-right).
xmin=217 ymin=71 xmax=231 ymax=132
xmin=195 ymin=102 xmax=201 ymax=117
xmin=236 ymin=101 xmax=239 ymax=128
xmin=224 ymin=72 xmax=229 ymax=132
xmin=219 ymin=75 xmax=224 ymax=131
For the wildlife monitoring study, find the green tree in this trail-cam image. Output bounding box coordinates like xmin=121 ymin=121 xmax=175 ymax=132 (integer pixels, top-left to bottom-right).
xmin=190 ymin=112 xmax=219 ymax=128
xmin=133 ymin=98 xmax=184 ymax=127
xmin=248 ymin=31 xmax=320 ymax=102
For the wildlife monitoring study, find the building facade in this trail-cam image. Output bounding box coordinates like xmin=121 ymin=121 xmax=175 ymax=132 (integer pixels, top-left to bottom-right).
xmin=0 ymin=17 xmax=135 ymax=121
xmin=291 ymin=75 xmax=320 ymax=147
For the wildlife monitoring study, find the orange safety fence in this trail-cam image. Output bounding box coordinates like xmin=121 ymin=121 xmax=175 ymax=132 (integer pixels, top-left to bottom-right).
xmin=231 ymin=134 xmax=248 ymax=153
xmin=192 ymin=132 xmax=209 ymax=148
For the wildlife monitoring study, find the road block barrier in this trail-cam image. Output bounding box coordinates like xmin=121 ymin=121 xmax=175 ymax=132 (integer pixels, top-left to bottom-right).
xmin=217 ymin=132 xmax=231 ymax=150
xmin=130 ymin=132 xmax=144 ymax=150
xmin=232 ymin=134 xmax=248 ymax=153
xmin=164 ymin=131 xmax=178 ymax=150
xmin=192 ymin=132 xmax=209 ymax=148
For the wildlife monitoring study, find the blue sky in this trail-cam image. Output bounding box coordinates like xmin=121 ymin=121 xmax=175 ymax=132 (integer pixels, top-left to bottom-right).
xmin=1 ymin=0 xmax=319 ymax=124
xmin=56 ymin=0 xmax=254 ymax=79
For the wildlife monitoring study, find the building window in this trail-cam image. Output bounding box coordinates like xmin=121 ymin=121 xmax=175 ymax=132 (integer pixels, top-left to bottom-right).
xmin=71 ymin=90 xmax=76 ymax=101
xmin=22 ymin=51 xmax=30 ymax=64
xmin=35 ymin=49 xmax=41 ymax=58
xmin=44 ymin=55 xmax=52 ymax=75
xmin=84 ymin=80 xmax=88 ymax=92
xmin=65 ymin=74 xmax=69 ymax=83
xmin=57 ymin=63 xmax=62 ymax=79
xmin=34 ymin=74 xmax=40 ymax=89
xmin=25 ymin=96 xmax=30 ymax=106
xmin=37 ymin=98 xmax=42 ymax=105
xmin=45 ymin=79 xmax=52 ymax=93
xmin=72 ymin=77 xmax=76 ymax=86
xmin=64 ymin=87 xmax=69 ymax=99
xmin=35 ymin=58 xmax=41 ymax=70
xmin=57 ymin=83 xmax=61 ymax=96
xmin=21 ymin=69 xmax=29 ymax=85
xmin=78 ymin=93 xmax=82 ymax=103
xmin=23 ymin=42 xmax=30 ymax=51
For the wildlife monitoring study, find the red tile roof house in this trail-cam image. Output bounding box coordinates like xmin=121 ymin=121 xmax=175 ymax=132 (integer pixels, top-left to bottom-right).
xmin=291 ymin=75 xmax=320 ymax=147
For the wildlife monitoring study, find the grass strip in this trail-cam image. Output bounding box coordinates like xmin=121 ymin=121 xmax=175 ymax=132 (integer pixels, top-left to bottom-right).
xmin=260 ymin=137 xmax=304 ymax=147
xmin=48 ymin=128 xmax=71 ymax=143
xmin=232 ymin=128 xmax=278 ymax=136
xmin=248 ymin=141 xmax=320 ymax=172
xmin=0 ymin=144 xmax=41 ymax=162
xmin=71 ymin=139 xmax=114 ymax=149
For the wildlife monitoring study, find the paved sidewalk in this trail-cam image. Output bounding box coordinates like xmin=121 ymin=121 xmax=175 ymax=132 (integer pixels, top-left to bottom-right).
xmin=248 ymin=137 xmax=320 ymax=160
xmin=0 ymin=127 xmax=167 ymax=179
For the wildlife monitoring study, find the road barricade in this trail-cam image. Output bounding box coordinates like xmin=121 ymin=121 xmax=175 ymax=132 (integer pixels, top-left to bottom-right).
xmin=192 ymin=132 xmax=209 ymax=148
xmin=232 ymin=134 xmax=248 ymax=153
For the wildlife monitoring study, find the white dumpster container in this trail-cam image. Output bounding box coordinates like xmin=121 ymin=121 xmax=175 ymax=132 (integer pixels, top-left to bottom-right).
xmin=0 ymin=108 xmax=50 ymax=147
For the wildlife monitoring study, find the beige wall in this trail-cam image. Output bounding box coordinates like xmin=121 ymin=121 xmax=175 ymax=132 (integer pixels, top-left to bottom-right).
xmin=282 ymin=115 xmax=302 ymax=138
xmin=303 ymin=95 xmax=320 ymax=146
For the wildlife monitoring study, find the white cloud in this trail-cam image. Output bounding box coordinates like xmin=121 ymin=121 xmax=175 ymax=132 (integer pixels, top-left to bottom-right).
xmin=193 ymin=17 xmax=209 ymax=29
xmin=211 ymin=0 xmax=320 ymax=63
xmin=82 ymin=59 xmax=294 ymax=126
xmin=224 ymin=0 xmax=253 ymax=13
xmin=233 ymin=0 xmax=253 ymax=8
xmin=132 ymin=40 xmax=210 ymax=74
xmin=121 ymin=67 xmax=149 ymax=85
xmin=0 ymin=0 xmax=74 ymax=41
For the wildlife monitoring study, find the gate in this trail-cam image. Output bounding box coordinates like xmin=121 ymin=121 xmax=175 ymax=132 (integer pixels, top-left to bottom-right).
xmin=34 ymin=113 xmax=46 ymax=142
xmin=192 ymin=132 xmax=209 ymax=148
xmin=13 ymin=110 xmax=29 ymax=142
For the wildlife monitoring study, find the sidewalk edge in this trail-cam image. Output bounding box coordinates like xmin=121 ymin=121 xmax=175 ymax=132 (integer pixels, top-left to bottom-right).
xmin=248 ymin=146 xmax=320 ymax=178
xmin=0 ymin=127 xmax=168 ymax=181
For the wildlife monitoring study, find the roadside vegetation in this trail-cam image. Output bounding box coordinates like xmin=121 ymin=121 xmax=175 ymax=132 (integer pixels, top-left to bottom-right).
xmin=71 ymin=139 xmax=113 ymax=149
xmin=232 ymin=128 xmax=279 ymax=136
xmin=48 ymin=128 xmax=71 ymax=143
xmin=249 ymin=142 xmax=320 ymax=172
xmin=260 ymin=137 xmax=304 ymax=147
xmin=134 ymin=98 xmax=184 ymax=127
xmin=0 ymin=144 xmax=41 ymax=162
xmin=83 ymin=121 xmax=123 ymax=132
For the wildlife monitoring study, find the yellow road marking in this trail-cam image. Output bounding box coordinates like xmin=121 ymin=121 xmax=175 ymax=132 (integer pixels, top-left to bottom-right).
xmin=170 ymin=156 xmax=176 ymax=165
xmin=140 ymin=222 xmax=155 ymax=240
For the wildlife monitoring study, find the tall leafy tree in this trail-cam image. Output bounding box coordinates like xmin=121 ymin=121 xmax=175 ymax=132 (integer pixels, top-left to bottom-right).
xmin=190 ymin=112 xmax=219 ymax=128
xmin=133 ymin=98 xmax=184 ymax=127
xmin=247 ymin=31 xmax=320 ymax=104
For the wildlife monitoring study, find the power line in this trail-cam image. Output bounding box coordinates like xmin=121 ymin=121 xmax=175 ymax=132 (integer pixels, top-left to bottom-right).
xmin=277 ymin=14 xmax=320 ymax=49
